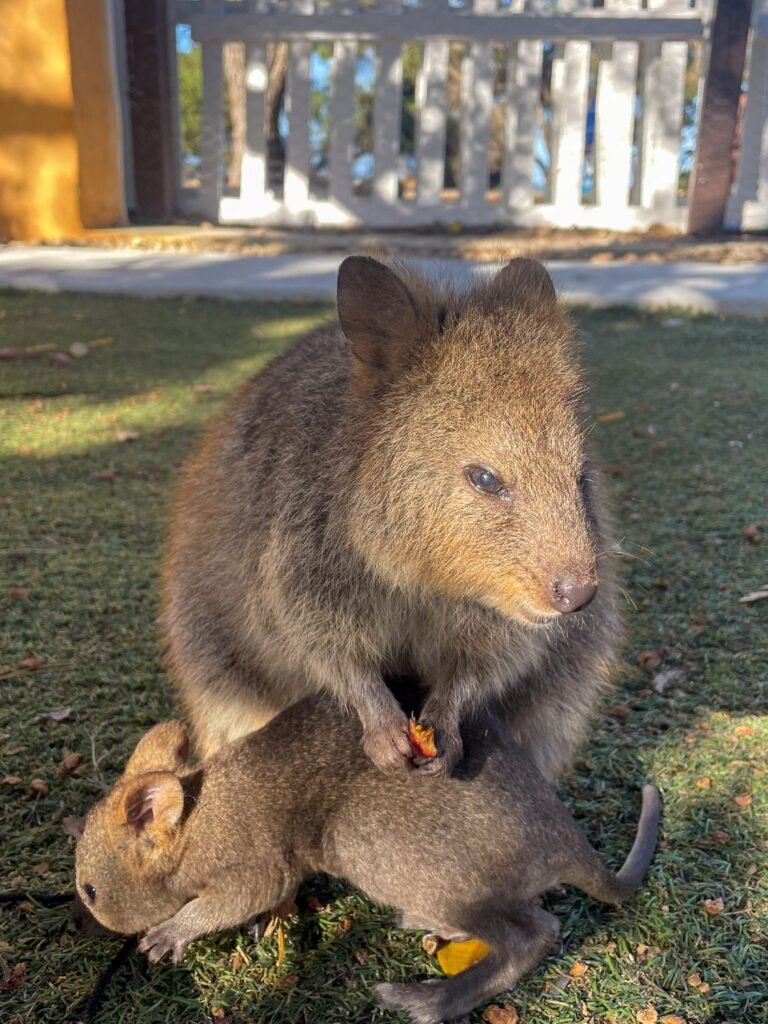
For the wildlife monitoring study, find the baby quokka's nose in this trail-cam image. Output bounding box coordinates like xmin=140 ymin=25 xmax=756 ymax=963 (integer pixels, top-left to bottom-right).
xmin=549 ymin=579 xmax=598 ymax=614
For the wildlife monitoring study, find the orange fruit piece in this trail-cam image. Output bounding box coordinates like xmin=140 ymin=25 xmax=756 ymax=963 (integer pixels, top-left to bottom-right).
xmin=436 ymin=938 xmax=491 ymax=975
xmin=408 ymin=719 xmax=438 ymax=759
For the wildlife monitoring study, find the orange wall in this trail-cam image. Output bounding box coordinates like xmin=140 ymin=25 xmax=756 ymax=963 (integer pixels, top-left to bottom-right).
xmin=0 ymin=0 xmax=126 ymax=241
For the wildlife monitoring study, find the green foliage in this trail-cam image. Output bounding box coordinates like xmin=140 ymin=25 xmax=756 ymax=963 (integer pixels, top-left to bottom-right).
xmin=178 ymin=47 xmax=202 ymax=160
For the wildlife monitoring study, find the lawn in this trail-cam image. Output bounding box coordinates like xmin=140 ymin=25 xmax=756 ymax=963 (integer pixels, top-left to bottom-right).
xmin=0 ymin=290 xmax=766 ymax=1024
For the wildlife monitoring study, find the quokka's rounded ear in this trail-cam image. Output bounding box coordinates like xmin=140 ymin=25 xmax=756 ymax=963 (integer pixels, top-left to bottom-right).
xmin=337 ymin=256 xmax=419 ymax=373
xmin=124 ymin=721 xmax=191 ymax=779
xmin=494 ymin=258 xmax=557 ymax=311
xmin=119 ymin=772 xmax=185 ymax=835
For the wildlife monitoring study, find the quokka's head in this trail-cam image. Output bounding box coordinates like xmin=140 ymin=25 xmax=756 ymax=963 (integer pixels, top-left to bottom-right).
xmin=75 ymin=722 xmax=192 ymax=936
xmin=338 ymin=255 xmax=600 ymax=626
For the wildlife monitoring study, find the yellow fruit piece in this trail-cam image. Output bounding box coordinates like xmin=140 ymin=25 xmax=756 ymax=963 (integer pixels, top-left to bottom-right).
xmin=436 ymin=937 xmax=491 ymax=975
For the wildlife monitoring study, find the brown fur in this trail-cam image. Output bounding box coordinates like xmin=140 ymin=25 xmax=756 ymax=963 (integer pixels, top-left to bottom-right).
xmin=161 ymin=257 xmax=623 ymax=774
xmin=75 ymin=701 xmax=660 ymax=1024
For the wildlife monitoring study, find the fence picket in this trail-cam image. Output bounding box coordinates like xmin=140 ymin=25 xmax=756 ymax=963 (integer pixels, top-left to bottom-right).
xmin=550 ymin=39 xmax=591 ymax=209
xmin=504 ymin=38 xmax=543 ymax=212
xmin=729 ymin=4 xmax=768 ymax=229
xmin=373 ymin=42 xmax=403 ymax=204
xmin=638 ymin=0 xmax=688 ymax=211
xmin=459 ymin=0 xmax=496 ymax=210
xmin=595 ymin=1 xmax=641 ymax=210
xmin=240 ymin=43 xmax=268 ymax=208
xmin=284 ymin=41 xmax=313 ymax=211
xmin=329 ymin=40 xmax=358 ymax=205
xmin=416 ymin=39 xmax=449 ymax=204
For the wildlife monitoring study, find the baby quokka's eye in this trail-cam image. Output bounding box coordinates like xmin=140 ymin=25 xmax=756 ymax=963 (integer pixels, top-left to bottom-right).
xmin=465 ymin=465 xmax=511 ymax=500
xmin=83 ymin=883 xmax=96 ymax=904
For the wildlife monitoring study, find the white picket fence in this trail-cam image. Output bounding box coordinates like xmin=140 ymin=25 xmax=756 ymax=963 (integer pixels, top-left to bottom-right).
xmin=728 ymin=5 xmax=768 ymax=231
xmin=169 ymin=0 xmax=767 ymax=232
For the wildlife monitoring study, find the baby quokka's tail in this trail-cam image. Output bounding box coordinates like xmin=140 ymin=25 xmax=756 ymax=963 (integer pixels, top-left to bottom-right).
xmin=563 ymin=784 xmax=662 ymax=905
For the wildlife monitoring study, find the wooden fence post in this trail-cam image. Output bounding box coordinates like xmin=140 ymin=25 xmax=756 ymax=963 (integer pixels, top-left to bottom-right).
xmin=687 ymin=0 xmax=753 ymax=235
xmin=123 ymin=0 xmax=177 ymax=220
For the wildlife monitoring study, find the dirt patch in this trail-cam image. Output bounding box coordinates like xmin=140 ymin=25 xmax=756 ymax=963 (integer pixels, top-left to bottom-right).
xmin=21 ymin=223 xmax=768 ymax=265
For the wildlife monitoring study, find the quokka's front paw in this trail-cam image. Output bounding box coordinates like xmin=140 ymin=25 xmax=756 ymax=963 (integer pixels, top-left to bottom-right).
xmin=139 ymin=919 xmax=191 ymax=965
xmin=362 ymin=713 xmax=413 ymax=771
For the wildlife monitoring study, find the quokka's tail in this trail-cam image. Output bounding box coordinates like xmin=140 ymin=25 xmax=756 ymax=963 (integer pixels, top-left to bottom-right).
xmin=563 ymin=784 xmax=662 ymax=906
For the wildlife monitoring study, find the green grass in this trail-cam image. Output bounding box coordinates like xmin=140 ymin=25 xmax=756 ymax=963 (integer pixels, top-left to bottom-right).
xmin=0 ymin=291 xmax=766 ymax=1024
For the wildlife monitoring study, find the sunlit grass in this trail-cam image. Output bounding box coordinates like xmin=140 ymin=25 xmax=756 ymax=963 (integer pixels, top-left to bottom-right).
xmin=0 ymin=291 xmax=766 ymax=1024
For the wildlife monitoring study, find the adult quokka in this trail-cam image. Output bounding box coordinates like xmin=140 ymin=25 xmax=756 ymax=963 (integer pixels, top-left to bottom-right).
xmin=161 ymin=257 xmax=622 ymax=777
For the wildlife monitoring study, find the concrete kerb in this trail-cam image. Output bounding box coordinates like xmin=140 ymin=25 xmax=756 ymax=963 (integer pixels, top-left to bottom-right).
xmin=0 ymin=247 xmax=767 ymax=316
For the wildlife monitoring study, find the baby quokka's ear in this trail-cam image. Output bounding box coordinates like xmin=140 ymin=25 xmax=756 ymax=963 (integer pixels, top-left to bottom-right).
xmin=117 ymin=771 xmax=185 ymax=843
xmin=124 ymin=721 xmax=191 ymax=778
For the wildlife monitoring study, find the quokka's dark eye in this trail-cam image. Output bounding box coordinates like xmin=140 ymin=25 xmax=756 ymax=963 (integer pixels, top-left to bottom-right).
xmin=465 ymin=465 xmax=510 ymax=500
xmin=83 ymin=883 xmax=96 ymax=903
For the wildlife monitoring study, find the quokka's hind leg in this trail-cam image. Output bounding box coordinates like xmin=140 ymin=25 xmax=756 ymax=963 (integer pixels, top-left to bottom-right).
xmin=377 ymin=905 xmax=561 ymax=1024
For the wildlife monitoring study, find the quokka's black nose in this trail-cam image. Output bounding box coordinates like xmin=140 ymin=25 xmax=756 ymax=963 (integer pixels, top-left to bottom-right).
xmin=549 ymin=580 xmax=598 ymax=614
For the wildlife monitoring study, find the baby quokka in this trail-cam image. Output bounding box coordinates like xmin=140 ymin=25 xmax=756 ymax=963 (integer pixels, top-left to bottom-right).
xmin=76 ymin=700 xmax=660 ymax=1024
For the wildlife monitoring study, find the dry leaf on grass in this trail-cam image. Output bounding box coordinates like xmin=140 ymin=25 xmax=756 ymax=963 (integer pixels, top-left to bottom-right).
xmin=62 ymin=815 xmax=85 ymax=839
xmin=115 ymin=429 xmax=140 ymax=443
xmin=94 ymin=469 xmax=116 ymax=482
xmin=2 ymin=776 xmax=22 ymax=787
xmin=58 ymin=752 xmax=84 ymax=775
xmin=0 ymin=959 xmax=26 ymax=992
xmin=696 ymin=777 xmax=711 ymax=789
xmin=733 ymin=725 xmax=756 ymax=738
xmin=6 ymin=588 xmax=29 ymax=600
xmin=687 ymin=972 xmax=702 ymax=988
xmin=734 ymin=794 xmax=753 ymax=808
xmin=661 ymin=1016 xmax=686 ymax=1024
xmin=36 ymin=708 xmax=73 ymax=723
xmin=637 ymin=649 xmax=663 ymax=669
xmin=596 ymin=411 xmax=626 ymax=423
xmin=636 ymin=1008 xmax=659 ymax=1024
xmin=706 ymin=830 xmax=731 ymax=846
xmin=31 ymin=863 xmax=49 ymax=876
xmin=28 ymin=778 xmax=49 ymax=797
xmin=605 ymin=704 xmax=630 ymax=718
xmin=49 ymin=352 xmax=72 ymax=366
xmin=739 ymin=588 xmax=768 ymax=604
xmin=19 ymin=654 xmax=45 ymax=671
xmin=703 ymin=898 xmax=724 ymax=915
xmin=569 ymin=961 xmax=588 ymax=977
xmin=69 ymin=342 xmax=89 ymax=359
xmin=482 ymin=1004 xmax=519 ymax=1024
xmin=742 ymin=523 xmax=762 ymax=543
xmin=653 ymin=668 xmax=686 ymax=694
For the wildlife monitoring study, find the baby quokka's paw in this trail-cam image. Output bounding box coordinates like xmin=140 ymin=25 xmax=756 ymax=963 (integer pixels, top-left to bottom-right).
xmin=362 ymin=712 xmax=413 ymax=771
xmin=139 ymin=918 xmax=192 ymax=965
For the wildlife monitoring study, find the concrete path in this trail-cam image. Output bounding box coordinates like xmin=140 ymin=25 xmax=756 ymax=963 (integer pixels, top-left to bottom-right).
xmin=0 ymin=246 xmax=767 ymax=316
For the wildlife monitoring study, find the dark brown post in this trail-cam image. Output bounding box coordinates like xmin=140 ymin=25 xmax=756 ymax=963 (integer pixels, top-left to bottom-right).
xmin=123 ymin=0 xmax=177 ymax=220
xmin=687 ymin=0 xmax=753 ymax=235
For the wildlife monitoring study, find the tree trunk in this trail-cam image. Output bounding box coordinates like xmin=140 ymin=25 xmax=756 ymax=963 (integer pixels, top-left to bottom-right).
xmin=224 ymin=43 xmax=245 ymax=189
